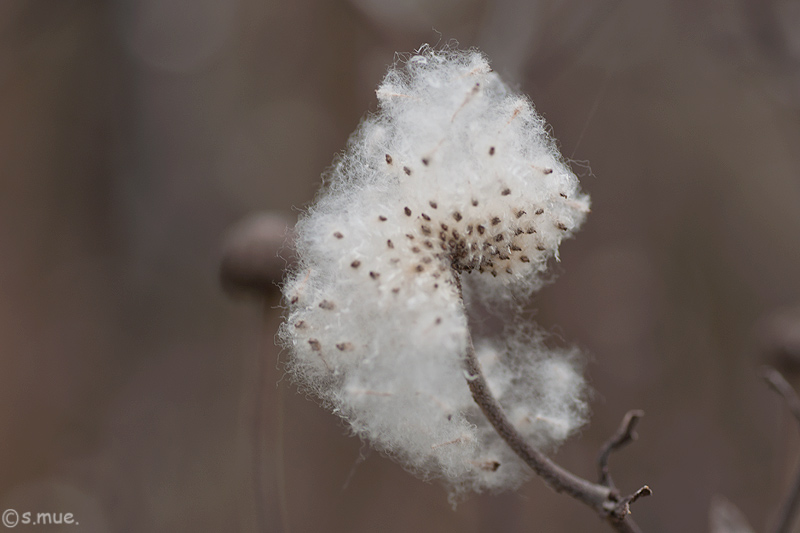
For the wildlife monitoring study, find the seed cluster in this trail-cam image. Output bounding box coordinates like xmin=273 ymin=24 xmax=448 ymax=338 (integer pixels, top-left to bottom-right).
xmin=411 ymin=193 xmax=559 ymax=279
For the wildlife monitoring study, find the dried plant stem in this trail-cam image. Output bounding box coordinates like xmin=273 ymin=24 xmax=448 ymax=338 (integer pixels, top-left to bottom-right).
xmin=599 ymin=410 xmax=645 ymax=489
xmin=459 ymin=285 xmax=648 ymax=531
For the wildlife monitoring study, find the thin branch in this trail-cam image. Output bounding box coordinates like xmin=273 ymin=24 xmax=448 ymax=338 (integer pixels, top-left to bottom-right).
xmin=762 ymin=366 xmax=800 ymax=533
xmin=461 ymin=316 xmax=648 ymax=532
xmin=599 ymin=410 xmax=645 ymax=488
xmin=462 ymin=332 xmax=610 ymax=505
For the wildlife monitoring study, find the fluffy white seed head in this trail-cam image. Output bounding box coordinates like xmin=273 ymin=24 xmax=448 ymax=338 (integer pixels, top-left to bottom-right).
xmin=279 ymin=45 xmax=590 ymax=497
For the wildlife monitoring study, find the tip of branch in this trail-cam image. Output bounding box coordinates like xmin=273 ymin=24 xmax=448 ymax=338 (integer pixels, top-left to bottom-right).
xmin=630 ymin=485 xmax=652 ymax=503
xmin=610 ymin=485 xmax=652 ymax=523
xmin=621 ymin=410 xmax=645 ymax=441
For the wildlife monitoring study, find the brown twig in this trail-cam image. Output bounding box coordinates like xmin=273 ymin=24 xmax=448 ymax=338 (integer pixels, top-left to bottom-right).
xmin=599 ymin=410 xmax=645 ymax=489
xmin=762 ymin=366 xmax=800 ymax=533
xmin=461 ymin=315 xmax=649 ymax=532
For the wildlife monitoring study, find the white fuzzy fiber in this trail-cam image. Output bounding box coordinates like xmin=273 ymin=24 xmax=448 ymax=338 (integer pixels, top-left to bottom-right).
xmin=280 ymin=45 xmax=590 ymax=497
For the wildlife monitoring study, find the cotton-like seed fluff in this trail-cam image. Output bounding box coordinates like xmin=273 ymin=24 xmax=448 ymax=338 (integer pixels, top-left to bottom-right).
xmin=280 ymin=46 xmax=591 ymax=497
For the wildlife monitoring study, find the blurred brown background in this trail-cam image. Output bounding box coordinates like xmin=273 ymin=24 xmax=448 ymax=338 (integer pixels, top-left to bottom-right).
xmin=2 ymin=0 xmax=800 ymax=531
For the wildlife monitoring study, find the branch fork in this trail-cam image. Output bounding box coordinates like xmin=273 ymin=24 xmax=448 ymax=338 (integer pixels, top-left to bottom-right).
xmin=462 ymin=324 xmax=649 ymax=532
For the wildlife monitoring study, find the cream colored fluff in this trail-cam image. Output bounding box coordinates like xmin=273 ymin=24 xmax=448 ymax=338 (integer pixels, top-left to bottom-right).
xmin=280 ymin=45 xmax=590 ymax=498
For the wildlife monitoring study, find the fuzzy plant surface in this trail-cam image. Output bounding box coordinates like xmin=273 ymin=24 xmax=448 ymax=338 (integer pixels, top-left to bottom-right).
xmin=280 ymin=45 xmax=591 ymax=497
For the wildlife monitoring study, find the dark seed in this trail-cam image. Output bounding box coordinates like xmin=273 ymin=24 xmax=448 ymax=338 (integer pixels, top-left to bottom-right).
xmin=308 ymin=339 xmax=321 ymax=351
xmin=520 ymin=256 xmax=530 ymax=263
xmin=333 ymin=232 xmax=344 ymax=239
xmin=429 ymin=201 xmax=438 ymax=209
xmin=495 ymin=234 xmax=504 ymax=242
xmin=385 ymin=154 xmax=393 ymax=164
xmin=319 ymin=300 xmax=335 ymax=310
xmin=404 ymin=166 xmax=412 ymax=175
xmin=422 ymin=158 xmax=430 ymax=166
xmin=351 ymin=260 xmax=361 ymax=268
xmin=472 ymin=199 xmax=479 ymax=206
xmin=535 ymin=208 xmax=544 ymax=215
xmin=422 ymin=213 xmax=430 ymax=221
xmin=501 ymin=188 xmax=511 ymax=196
xmin=379 ymin=215 xmax=387 ymax=221
xmin=489 ymin=146 xmax=495 ymax=155
xmin=336 ymin=342 xmax=352 ymax=351
xmin=477 ymin=225 xmax=485 ymax=235
xmin=370 ymin=271 xmax=380 ymax=279
xmin=387 ymin=239 xmax=394 ymax=248
xmin=453 ymin=212 xmax=462 ymax=222
xmin=491 ymin=217 xmax=501 ymax=226
xmin=404 ymin=206 xmax=412 ymax=216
